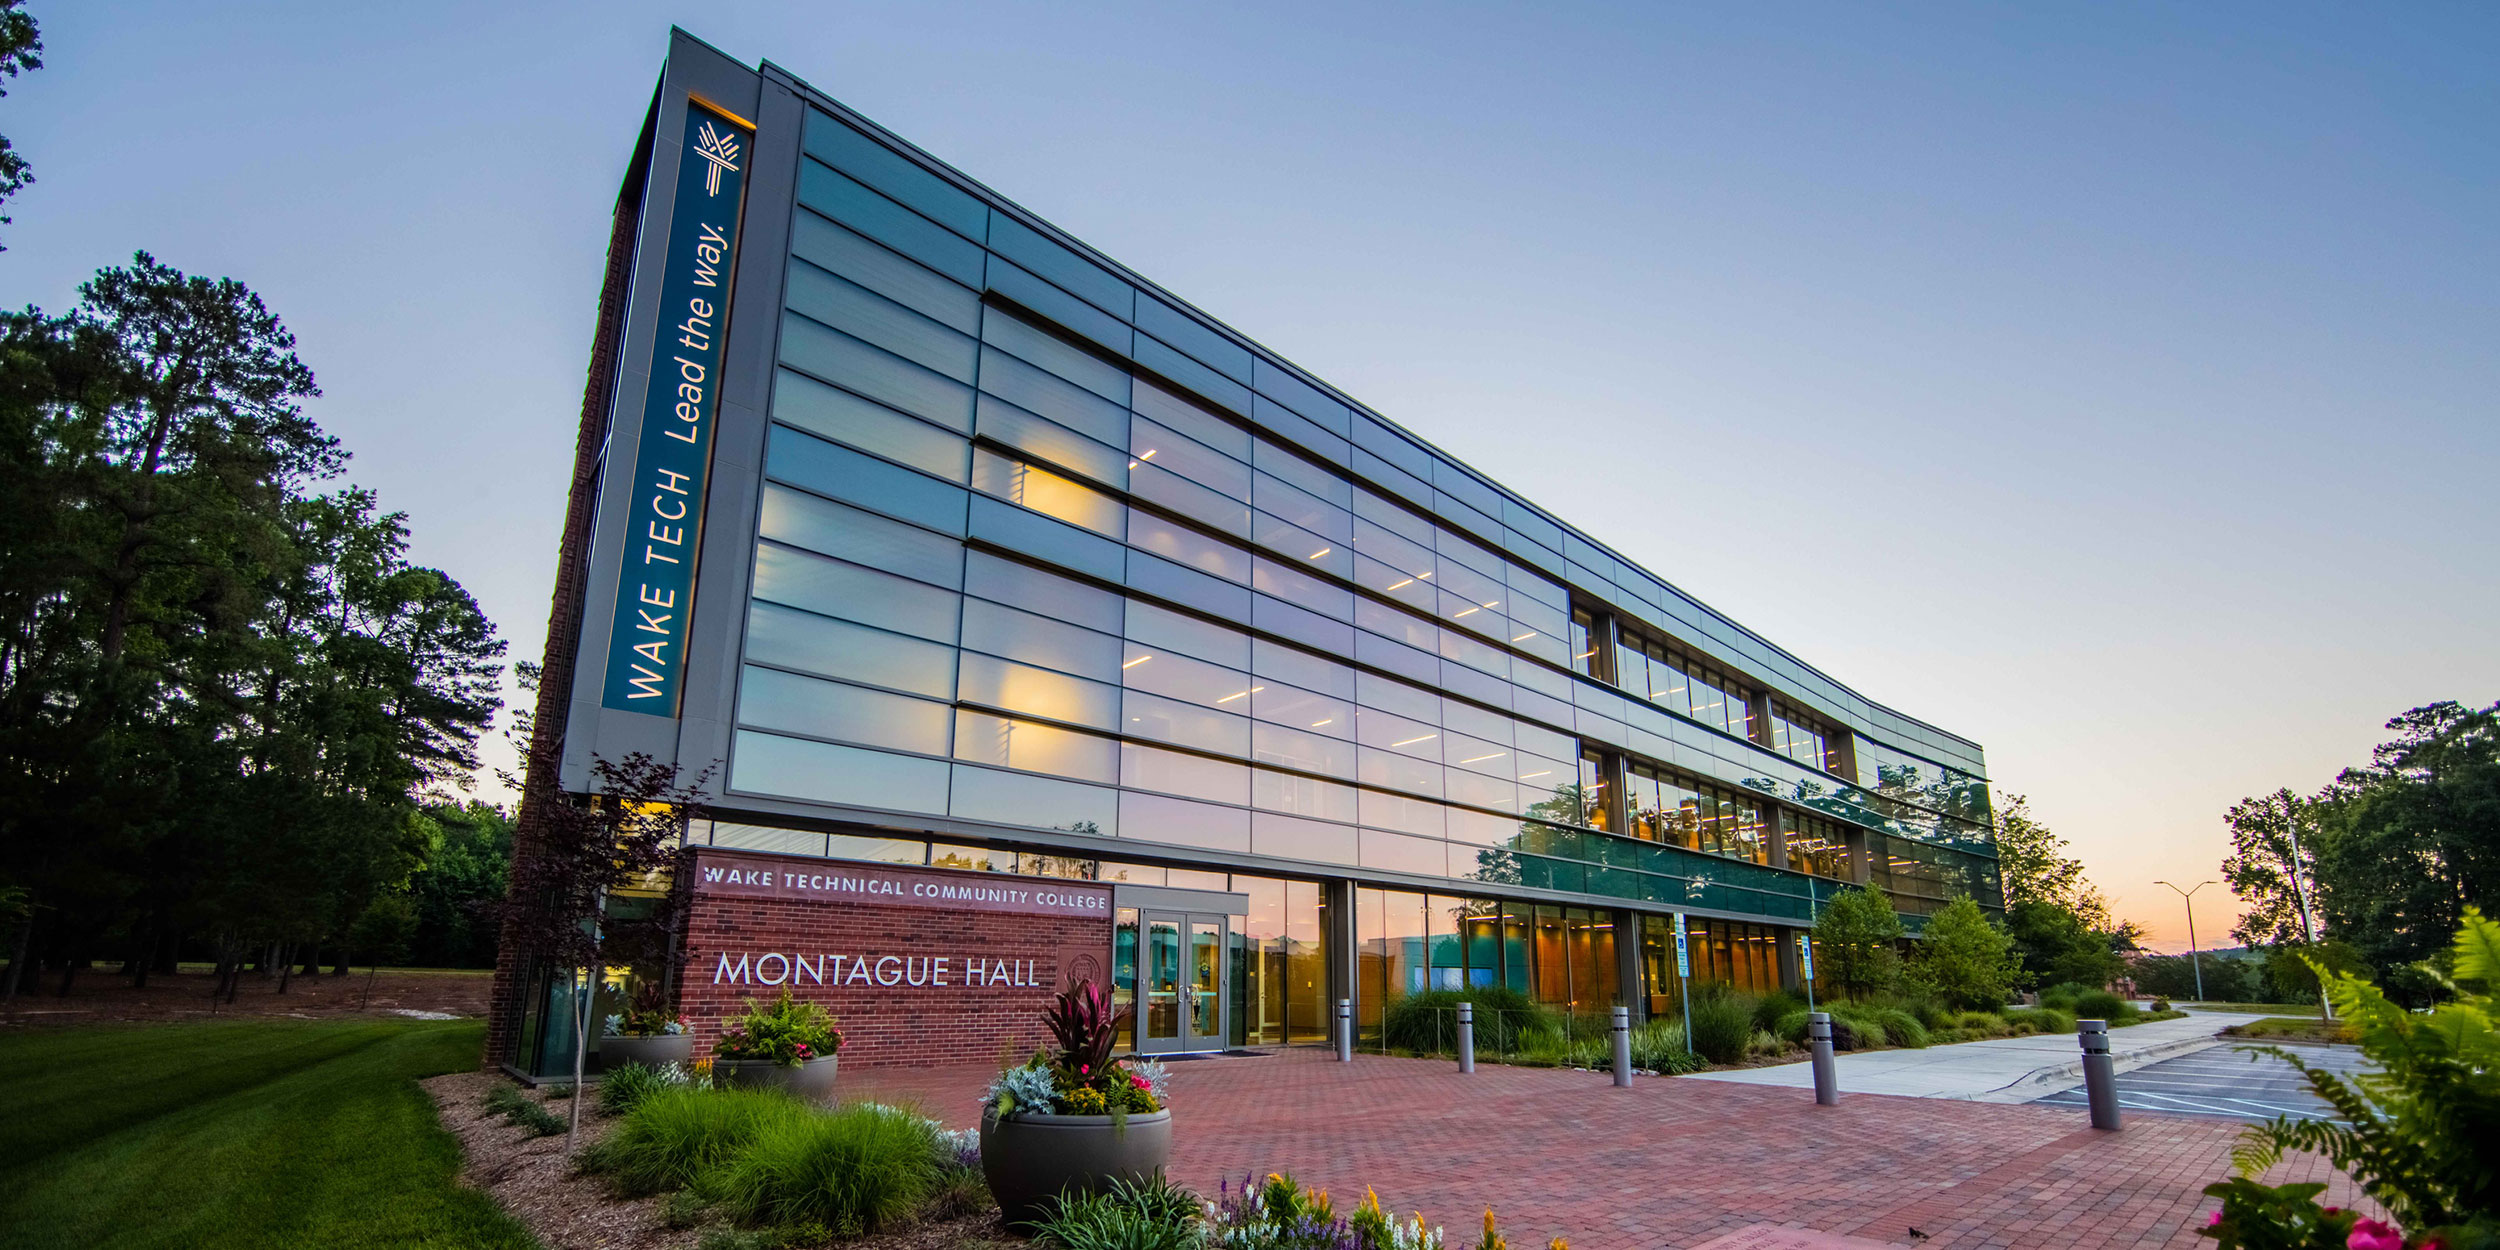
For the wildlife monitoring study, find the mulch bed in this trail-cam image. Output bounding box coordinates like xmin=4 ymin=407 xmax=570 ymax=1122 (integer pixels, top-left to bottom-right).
xmin=4 ymin=967 xmax=495 ymax=1028
xmin=422 ymin=1072 xmax=1025 ymax=1250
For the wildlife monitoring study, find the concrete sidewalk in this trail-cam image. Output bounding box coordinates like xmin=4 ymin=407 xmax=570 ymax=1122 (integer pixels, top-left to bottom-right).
xmin=1683 ymin=1008 xmax=2268 ymax=1101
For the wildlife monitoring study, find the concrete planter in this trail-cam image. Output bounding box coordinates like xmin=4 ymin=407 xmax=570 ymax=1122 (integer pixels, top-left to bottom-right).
xmin=716 ymin=1054 xmax=840 ymax=1099
xmin=980 ymin=1108 xmax=1172 ymax=1224
xmin=599 ymin=1033 xmax=693 ymax=1070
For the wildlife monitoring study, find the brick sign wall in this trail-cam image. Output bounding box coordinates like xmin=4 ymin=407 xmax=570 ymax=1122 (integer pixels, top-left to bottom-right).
xmin=680 ymin=849 xmax=1114 ymax=1069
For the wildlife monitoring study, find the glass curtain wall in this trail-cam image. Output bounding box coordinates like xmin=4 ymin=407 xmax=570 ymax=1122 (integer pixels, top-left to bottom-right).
xmin=1357 ymin=887 xmax=1620 ymax=1040
xmin=1637 ymin=914 xmax=1789 ymax=1019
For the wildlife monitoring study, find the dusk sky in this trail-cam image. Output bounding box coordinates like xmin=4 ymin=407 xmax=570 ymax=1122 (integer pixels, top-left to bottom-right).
xmin=10 ymin=2 xmax=2493 ymax=951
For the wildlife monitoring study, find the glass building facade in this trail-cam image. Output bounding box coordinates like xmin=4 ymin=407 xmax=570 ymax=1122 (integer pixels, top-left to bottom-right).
xmin=511 ymin=34 xmax=2001 ymax=1066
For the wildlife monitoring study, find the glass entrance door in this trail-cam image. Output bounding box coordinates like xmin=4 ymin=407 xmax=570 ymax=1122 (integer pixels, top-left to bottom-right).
xmin=1138 ymin=910 xmax=1227 ymax=1054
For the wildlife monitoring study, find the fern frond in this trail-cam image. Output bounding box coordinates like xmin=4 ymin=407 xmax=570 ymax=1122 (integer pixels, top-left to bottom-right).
xmin=2452 ymin=906 xmax=2498 ymax=986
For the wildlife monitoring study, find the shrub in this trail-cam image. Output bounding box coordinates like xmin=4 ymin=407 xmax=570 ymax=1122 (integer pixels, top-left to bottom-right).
xmin=1627 ymin=1020 xmax=1708 ymax=1074
xmin=2002 ymin=1006 xmax=2074 ymax=1035
xmin=1953 ymin=1010 xmax=2011 ymax=1037
xmin=1748 ymin=1028 xmax=1785 ymax=1059
xmin=1774 ymin=1007 xmax=1866 ymax=1051
xmin=1033 ymin=1174 xmax=1204 ymax=1250
xmin=2151 ymin=997 xmax=2172 ymax=1013
xmin=1825 ymin=1001 xmax=1895 ymax=1050
xmin=1751 ymin=988 xmax=1806 ymax=1035
xmin=710 ymin=1102 xmax=943 ymax=1237
xmin=1379 ymin=986 xmax=1557 ymax=1054
xmin=2071 ymin=990 xmax=2139 ymax=1023
xmin=2036 ymin=982 xmax=2092 ymax=1013
xmin=585 ymin=1086 xmax=805 ymax=1197
xmin=1687 ymin=994 xmax=1754 ymax=1064
xmin=1862 ymin=1006 xmax=1929 ymax=1048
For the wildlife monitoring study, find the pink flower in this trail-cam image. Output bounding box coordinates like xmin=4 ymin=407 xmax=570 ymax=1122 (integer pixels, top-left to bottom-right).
xmin=2348 ymin=1219 xmax=2404 ymax=1250
xmin=2207 ymin=1212 xmax=2223 ymax=1228
xmin=1080 ymin=1064 xmax=1090 ymax=1076
xmin=1131 ymin=1075 xmax=1150 ymax=1090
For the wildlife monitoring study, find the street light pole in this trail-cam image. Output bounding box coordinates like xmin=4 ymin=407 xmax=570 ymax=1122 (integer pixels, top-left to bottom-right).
xmin=2154 ymin=880 xmax=2214 ymax=1002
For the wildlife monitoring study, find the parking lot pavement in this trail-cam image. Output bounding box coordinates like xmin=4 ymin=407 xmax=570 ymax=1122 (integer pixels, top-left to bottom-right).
xmin=2033 ymin=1042 xmax=2369 ymax=1122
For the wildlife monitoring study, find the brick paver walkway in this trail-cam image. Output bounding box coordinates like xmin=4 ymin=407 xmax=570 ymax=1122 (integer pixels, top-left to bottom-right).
xmin=842 ymin=1047 xmax=2369 ymax=1249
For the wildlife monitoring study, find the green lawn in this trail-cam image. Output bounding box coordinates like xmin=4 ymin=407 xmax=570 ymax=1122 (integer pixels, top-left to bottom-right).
xmin=0 ymin=1017 xmax=539 ymax=1250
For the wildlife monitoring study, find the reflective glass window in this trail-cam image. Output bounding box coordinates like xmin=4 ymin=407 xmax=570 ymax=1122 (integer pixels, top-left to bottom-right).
xmin=952 ymin=709 xmax=1118 ymax=783
xmin=974 ymin=393 xmax=1128 ymax=488
xmin=1120 ymin=791 xmax=1250 ymax=853
xmin=737 ymin=665 xmax=951 ymax=755
xmin=978 ymin=345 xmax=1126 ymax=447
xmin=788 ymin=211 xmax=979 ymax=333
xmin=779 ymin=311 xmax=975 ymax=433
xmin=744 ymin=601 xmax=956 ymax=699
xmin=1124 ymin=601 xmax=1249 ymax=668
xmin=1128 ymin=511 xmax=1250 ymax=584
xmin=1130 ymin=417 xmax=1250 ymax=501
xmin=1357 ymin=747 xmax=1444 ymax=799
xmin=973 ymin=447 xmax=1124 ymax=539
xmin=1443 ymin=768 xmax=1518 ymax=814
xmin=1252 ymin=683 xmax=1354 ymax=741
xmin=960 ymin=599 xmax=1121 ymax=681
xmin=1133 ymin=464 xmax=1254 ymax=537
xmin=982 ymin=307 xmax=1129 ymax=404
xmin=793 ymin=159 xmax=984 ymax=287
xmin=1250 ymin=722 xmax=1358 ymax=779
xmin=786 ymin=260 xmax=976 ymax=382
xmin=772 ymin=369 xmax=969 ymax=482
xmin=1255 ymin=472 xmax=1352 ymax=544
xmin=1252 ymin=512 xmax=1351 ymax=579
xmin=1250 ymin=767 xmax=1358 ymax=823
xmin=1353 ymin=707 xmax=1440 ymax=761
xmin=1251 ymin=812 xmax=1358 ymax=865
xmin=1359 ymin=830 xmax=1448 ymax=877
xmin=949 ymin=764 xmax=1120 ymax=838
xmin=757 ymin=481 xmax=963 ymax=589
xmin=751 ymin=541 xmax=959 ymax=643
xmin=957 ymin=651 xmax=1119 ymax=730
xmin=965 ymin=550 xmax=1124 ymax=634
xmin=767 ymin=424 xmax=968 ymax=535
xmin=1251 ymin=556 xmax=1352 ymax=621
xmin=1133 ymin=378 xmax=1251 ymax=458
xmin=1122 ymin=642 xmax=1251 ymax=710
xmin=1120 ymin=742 xmax=1250 ymax=805
xmin=731 ymin=730 xmax=950 ymax=813
xmin=1121 ymin=689 xmax=1250 ymax=756
xmin=1251 ymin=639 xmax=1356 ymax=698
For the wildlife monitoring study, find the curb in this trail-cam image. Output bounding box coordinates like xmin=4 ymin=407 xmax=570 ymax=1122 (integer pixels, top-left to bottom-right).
xmin=1957 ymin=1034 xmax=2228 ymax=1103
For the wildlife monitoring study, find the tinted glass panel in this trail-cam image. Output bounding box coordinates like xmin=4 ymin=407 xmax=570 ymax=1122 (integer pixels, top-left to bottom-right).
xmin=779 ymin=313 xmax=976 ymax=433
xmin=756 ymin=481 xmax=963 ymax=588
xmin=732 ymin=730 xmax=950 ymax=813
xmin=751 ymin=541 xmax=959 ymax=643
xmin=744 ymin=601 xmax=955 ymax=699
xmin=772 ymin=370 xmax=968 ymax=482
xmin=737 ymin=665 xmax=951 ymax=756
xmin=952 ymin=710 xmax=1118 ymax=783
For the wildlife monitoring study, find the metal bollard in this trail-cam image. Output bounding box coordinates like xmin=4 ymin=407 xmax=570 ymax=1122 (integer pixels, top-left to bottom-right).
xmin=1808 ymin=1011 xmax=1838 ymax=1106
xmin=1456 ymin=1001 xmax=1476 ymax=1073
xmin=1611 ymin=1005 xmax=1633 ymax=1086
xmin=2080 ymin=1019 xmax=2120 ymax=1130
xmin=1336 ymin=998 xmax=1353 ymax=1062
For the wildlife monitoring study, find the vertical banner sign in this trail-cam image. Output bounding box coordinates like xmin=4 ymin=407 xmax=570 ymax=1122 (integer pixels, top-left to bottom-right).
xmin=1672 ymin=913 xmax=1690 ymax=978
xmin=601 ymin=100 xmax=753 ymax=714
xmin=1797 ymin=931 xmax=1813 ymax=979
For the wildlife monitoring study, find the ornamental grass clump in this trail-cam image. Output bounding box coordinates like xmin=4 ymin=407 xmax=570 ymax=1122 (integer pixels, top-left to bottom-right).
xmin=712 ymin=988 xmax=842 ymax=1066
xmin=985 ymin=979 xmax=1169 ymax=1120
xmin=708 ymin=1102 xmax=942 ymax=1237
xmin=599 ymin=1060 xmax=696 ymax=1116
xmin=1685 ymin=993 xmax=1754 ymax=1064
xmin=1627 ymin=1020 xmax=1709 ymax=1074
xmin=585 ymin=1086 xmax=805 ymax=1197
xmin=1032 ymin=1174 xmax=1206 ymax=1250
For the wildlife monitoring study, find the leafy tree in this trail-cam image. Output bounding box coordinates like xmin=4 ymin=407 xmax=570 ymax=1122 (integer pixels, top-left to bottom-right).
xmin=2222 ymin=788 xmax=2327 ymax=951
xmin=1908 ymin=895 xmax=2024 ymax=1010
xmin=2259 ymin=940 xmax=2368 ymax=1006
xmin=2129 ymin=951 xmax=2258 ymax=1003
xmin=1993 ymin=792 xmax=2111 ymax=927
xmin=2006 ymin=899 xmax=2125 ymax=989
xmin=2310 ymin=703 xmax=2500 ymax=974
xmin=402 ymin=801 xmax=512 ymax=968
xmin=1811 ymin=886 xmax=1902 ymax=999
xmin=0 ymin=0 xmax=40 ymax=247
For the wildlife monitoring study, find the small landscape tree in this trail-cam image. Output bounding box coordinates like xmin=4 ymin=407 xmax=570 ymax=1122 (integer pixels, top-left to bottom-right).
xmin=1812 ymin=886 xmax=1903 ymax=1000
xmin=1909 ymin=896 xmax=2025 ymax=1010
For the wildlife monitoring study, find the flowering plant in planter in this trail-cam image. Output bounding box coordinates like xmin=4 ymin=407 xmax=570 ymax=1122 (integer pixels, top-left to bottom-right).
xmin=711 ymin=987 xmax=842 ymax=1067
xmin=603 ymin=981 xmax=687 ymax=1037
xmin=983 ymin=979 xmax=1169 ymax=1118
